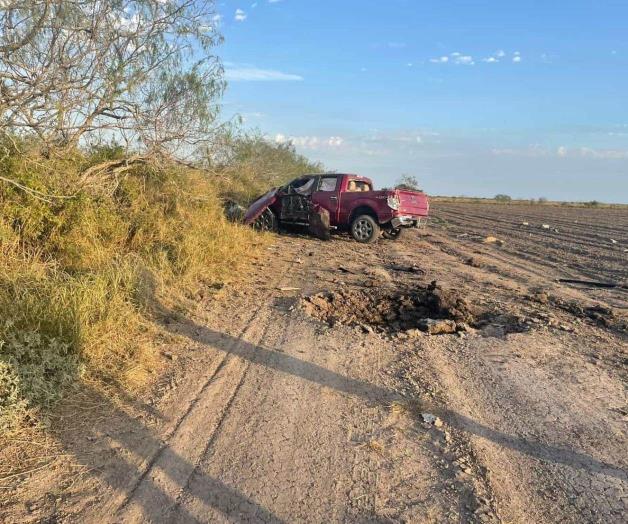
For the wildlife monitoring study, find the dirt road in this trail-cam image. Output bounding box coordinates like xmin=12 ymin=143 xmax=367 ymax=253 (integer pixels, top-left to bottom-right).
xmin=3 ymin=205 xmax=627 ymax=523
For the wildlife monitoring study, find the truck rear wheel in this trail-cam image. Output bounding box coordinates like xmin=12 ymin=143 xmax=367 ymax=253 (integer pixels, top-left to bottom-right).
xmin=351 ymin=215 xmax=380 ymax=243
xmin=383 ymin=227 xmax=403 ymax=240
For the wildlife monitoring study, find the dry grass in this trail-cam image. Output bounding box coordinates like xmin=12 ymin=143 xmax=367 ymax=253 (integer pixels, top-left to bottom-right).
xmin=0 ymin=135 xmax=319 ymax=483
xmin=0 ymin=149 xmax=262 ymax=442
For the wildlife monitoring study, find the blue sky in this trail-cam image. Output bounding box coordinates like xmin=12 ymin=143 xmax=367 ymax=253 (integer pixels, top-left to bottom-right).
xmin=215 ymin=0 xmax=628 ymax=202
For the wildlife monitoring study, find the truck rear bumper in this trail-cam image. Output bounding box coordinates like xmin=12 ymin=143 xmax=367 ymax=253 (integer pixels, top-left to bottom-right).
xmin=391 ymin=215 xmax=418 ymax=228
xmin=390 ymin=216 xmax=429 ymax=228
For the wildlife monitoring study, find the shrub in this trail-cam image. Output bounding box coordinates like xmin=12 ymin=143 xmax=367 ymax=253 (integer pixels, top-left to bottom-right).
xmin=0 ymin=148 xmax=261 ymax=431
xmin=494 ymin=194 xmax=512 ymax=202
xmin=395 ymin=174 xmax=421 ymax=191
xmin=210 ymin=135 xmax=323 ymax=205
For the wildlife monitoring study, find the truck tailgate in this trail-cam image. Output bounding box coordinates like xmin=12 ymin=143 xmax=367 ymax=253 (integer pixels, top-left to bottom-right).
xmin=397 ymin=190 xmax=429 ymax=216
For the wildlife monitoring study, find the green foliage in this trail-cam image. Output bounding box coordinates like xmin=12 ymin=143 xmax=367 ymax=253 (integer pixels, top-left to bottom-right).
xmin=212 ymin=134 xmax=324 ymax=204
xmin=0 ymin=326 xmax=80 ymax=431
xmin=0 ymin=148 xmax=262 ymax=430
xmin=395 ymin=174 xmax=421 ymax=191
xmin=494 ymin=194 xmax=512 ymax=202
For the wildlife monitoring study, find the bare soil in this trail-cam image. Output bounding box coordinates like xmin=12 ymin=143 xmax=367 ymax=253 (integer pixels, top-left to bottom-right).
xmin=2 ymin=202 xmax=627 ymax=523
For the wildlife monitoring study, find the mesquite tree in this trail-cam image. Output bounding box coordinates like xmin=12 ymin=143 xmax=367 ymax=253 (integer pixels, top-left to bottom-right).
xmin=0 ymin=0 xmax=223 ymax=157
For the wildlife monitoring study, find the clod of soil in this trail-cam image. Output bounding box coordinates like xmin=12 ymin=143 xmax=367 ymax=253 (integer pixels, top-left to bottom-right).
xmin=552 ymin=298 xmax=626 ymax=332
xmin=301 ymin=280 xmax=476 ymax=335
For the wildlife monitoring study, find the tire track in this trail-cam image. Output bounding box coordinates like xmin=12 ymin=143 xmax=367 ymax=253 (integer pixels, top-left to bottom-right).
xmin=106 ymin=252 xmax=304 ymax=522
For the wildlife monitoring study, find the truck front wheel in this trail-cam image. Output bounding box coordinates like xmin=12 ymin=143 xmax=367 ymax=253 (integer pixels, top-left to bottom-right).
xmin=351 ymin=215 xmax=380 ymax=243
xmin=253 ymin=208 xmax=278 ymax=232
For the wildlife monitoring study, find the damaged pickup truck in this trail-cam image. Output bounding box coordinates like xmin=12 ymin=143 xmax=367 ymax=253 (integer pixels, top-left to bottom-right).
xmin=244 ymin=173 xmax=429 ymax=243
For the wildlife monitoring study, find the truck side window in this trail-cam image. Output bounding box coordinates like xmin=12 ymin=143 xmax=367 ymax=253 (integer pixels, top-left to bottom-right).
xmin=291 ymin=177 xmax=315 ymax=195
xmin=318 ymin=177 xmax=338 ymax=192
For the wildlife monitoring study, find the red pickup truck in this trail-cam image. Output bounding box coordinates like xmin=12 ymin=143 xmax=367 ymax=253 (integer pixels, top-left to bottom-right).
xmin=244 ymin=173 xmax=429 ymax=243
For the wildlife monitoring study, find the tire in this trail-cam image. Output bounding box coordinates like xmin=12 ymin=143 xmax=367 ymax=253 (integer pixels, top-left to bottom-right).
xmin=253 ymin=208 xmax=278 ymax=232
xmin=350 ymin=214 xmax=380 ymax=243
xmin=383 ymin=227 xmax=403 ymax=240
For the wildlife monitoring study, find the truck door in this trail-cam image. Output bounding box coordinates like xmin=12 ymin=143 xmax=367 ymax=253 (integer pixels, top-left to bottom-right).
xmin=311 ymin=175 xmax=340 ymax=224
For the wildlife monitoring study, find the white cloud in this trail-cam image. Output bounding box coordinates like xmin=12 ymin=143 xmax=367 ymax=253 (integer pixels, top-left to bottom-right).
xmin=513 ymin=56 xmax=522 ymax=63
xmin=268 ymin=0 xmax=283 ymax=3
xmin=557 ymin=146 xmax=568 ymax=157
xmin=430 ymin=52 xmax=474 ymax=65
xmin=454 ymin=54 xmax=474 ymax=65
xmin=482 ymin=57 xmax=498 ymax=63
xmin=225 ymin=65 xmax=303 ymax=81
xmin=496 ymin=50 xmax=506 ymax=58
xmin=274 ymin=134 xmax=345 ymax=150
xmin=235 ymin=8 xmax=247 ymax=21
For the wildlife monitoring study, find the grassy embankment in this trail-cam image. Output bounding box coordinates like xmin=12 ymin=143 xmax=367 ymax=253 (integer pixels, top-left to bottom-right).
xmin=0 ymin=138 xmax=320 ymax=470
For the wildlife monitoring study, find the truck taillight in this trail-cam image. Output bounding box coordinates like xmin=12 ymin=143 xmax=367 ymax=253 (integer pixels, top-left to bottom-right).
xmin=387 ymin=195 xmax=400 ymax=210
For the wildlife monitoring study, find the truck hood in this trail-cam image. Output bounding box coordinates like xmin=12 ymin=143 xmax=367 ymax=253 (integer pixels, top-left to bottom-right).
xmin=243 ymin=189 xmax=278 ymax=225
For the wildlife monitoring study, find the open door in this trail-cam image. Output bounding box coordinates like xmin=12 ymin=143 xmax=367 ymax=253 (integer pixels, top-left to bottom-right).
xmin=311 ymin=175 xmax=340 ymax=225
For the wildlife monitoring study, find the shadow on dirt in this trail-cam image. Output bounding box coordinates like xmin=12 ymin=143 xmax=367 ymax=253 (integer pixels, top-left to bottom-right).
xmin=44 ymin=384 xmax=287 ymax=523
xmin=23 ymin=307 xmax=625 ymax=522
xmin=164 ymin=313 xmax=627 ymax=483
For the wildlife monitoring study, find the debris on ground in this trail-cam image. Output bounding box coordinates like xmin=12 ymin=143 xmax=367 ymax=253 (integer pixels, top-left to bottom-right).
xmin=521 ymin=221 xmax=529 ymax=226
xmin=610 ymin=239 xmax=617 ymax=244
xmin=421 ymin=413 xmax=437 ymax=424
xmin=421 ymin=413 xmax=443 ymax=427
xmin=365 ymin=267 xmax=393 ymax=283
xmin=389 ymin=264 xmax=425 ymax=274
xmin=483 ymin=236 xmax=505 ymax=245
xmin=417 ymin=318 xmax=457 ymax=335
xmin=465 ymin=257 xmax=482 ymax=268
xmin=300 ymin=280 xmax=477 ymax=335
xmin=541 ymin=224 xmax=550 ymax=229
xmin=308 ymin=205 xmax=331 ymax=240
xmin=278 ymin=287 xmax=301 ymax=292
xmin=551 ymin=298 xmax=626 ymax=332
xmin=528 ymin=290 xmax=550 ymax=304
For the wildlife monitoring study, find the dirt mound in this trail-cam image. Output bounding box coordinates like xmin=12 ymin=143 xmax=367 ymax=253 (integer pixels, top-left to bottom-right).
xmin=301 ymin=281 xmax=476 ymax=335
